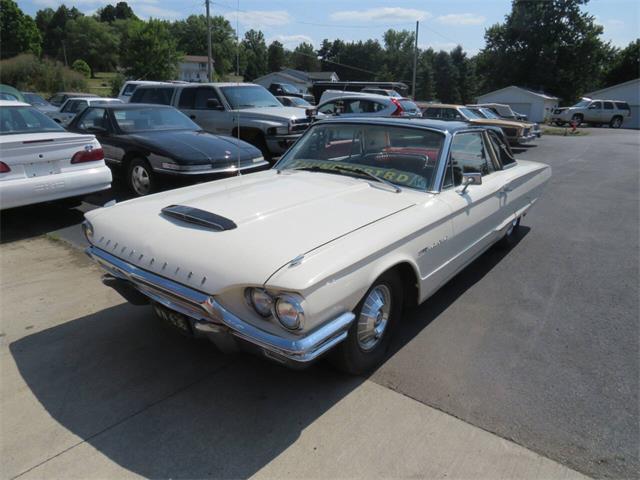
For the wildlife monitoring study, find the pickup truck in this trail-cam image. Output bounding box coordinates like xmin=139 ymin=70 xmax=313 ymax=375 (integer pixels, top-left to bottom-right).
xmin=130 ymin=83 xmax=314 ymax=160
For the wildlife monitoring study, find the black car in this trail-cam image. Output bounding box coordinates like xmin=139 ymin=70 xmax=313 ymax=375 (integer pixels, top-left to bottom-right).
xmin=268 ymin=83 xmax=315 ymax=104
xmin=67 ymin=104 xmax=269 ymax=196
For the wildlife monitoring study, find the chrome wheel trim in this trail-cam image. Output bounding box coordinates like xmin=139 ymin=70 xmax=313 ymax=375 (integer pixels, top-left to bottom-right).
xmin=506 ymin=218 xmax=518 ymax=237
xmin=132 ymin=164 xmax=151 ymax=195
xmin=357 ymin=284 xmax=392 ymax=351
xmin=612 ymin=117 xmax=622 ymax=128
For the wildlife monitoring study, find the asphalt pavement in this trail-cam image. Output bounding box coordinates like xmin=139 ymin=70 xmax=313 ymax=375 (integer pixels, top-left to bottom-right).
xmin=1 ymin=127 xmax=638 ymax=479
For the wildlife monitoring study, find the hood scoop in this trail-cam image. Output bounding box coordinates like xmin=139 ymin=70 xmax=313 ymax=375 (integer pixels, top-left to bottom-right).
xmin=161 ymin=205 xmax=237 ymax=231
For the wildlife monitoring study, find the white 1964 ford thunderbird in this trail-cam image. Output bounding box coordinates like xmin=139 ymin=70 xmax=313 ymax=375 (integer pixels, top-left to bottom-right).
xmin=84 ymin=117 xmax=550 ymax=373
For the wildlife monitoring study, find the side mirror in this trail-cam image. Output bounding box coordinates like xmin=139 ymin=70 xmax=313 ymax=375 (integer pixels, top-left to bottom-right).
xmin=206 ymin=98 xmax=223 ymax=110
xmin=460 ymin=172 xmax=482 ymax=194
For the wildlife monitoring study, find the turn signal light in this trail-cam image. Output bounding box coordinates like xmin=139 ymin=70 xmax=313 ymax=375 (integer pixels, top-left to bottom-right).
xmin=71 ymin=147 xmax=104 ymax=164
xmin=0 ymin=161 xmax=11 ymax=173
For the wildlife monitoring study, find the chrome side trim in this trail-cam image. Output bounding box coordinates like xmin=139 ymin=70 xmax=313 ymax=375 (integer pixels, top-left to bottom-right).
xmin=154 ymin=160 xmax=269 ymax=176
xmin=86 ymin=246 xmax=355 ymax=363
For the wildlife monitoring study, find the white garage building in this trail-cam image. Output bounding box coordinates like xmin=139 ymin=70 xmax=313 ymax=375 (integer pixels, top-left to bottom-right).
xmin=475 ymin=86 xmax=559 ymax=123
xmin=585 ymin=78 xmax=640 ymax=129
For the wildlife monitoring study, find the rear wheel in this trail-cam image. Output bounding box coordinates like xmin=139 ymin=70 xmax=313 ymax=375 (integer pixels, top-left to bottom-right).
xmin=571 ymin=114 xmax=583 ymax=126
xmin=331 ymin=271 xmax=403 ymax=374
xmin=127 ymin=158 xmax=156 ymax=197
xmin=498 ymin=217 xmax=521 ymax=249
xmin=610 ymin=116 xmax=623 ymax=128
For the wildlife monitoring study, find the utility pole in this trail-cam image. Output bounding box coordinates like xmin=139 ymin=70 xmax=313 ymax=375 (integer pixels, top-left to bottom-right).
xmin=411 ymin=20 xmax=419 ymax=99
xmin=205 ymin=0 xmax=213 ymax=81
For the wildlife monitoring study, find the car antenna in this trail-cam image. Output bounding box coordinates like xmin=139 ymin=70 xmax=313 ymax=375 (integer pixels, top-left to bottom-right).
xmin=235 ymin=0 xmax=242 ymax=176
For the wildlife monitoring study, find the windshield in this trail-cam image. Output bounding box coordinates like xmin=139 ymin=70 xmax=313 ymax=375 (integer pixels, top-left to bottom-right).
xmin=290 ymin=97 xmax=311 ymax=106
xmin=276 ymin=123 xmax=444 ymax=191
xmin=479 ymin=108 xmax=500 ymax=119
xmin=220 ymin=86 xmax=281 ymax=109
xmin=0 ymin=106 xmax=65 ymax=135
xmin=113 ymin=107 xmax=199 ymax=133
xmin=23 ymin=93 xmax=49 ymax=106
xmin=281 ymin=84 xmax=300 ymax=94
xmin=459 ymin=107 xmax=482 ymax=119
xmin=572 ymin=99 xmax=591 ymax=108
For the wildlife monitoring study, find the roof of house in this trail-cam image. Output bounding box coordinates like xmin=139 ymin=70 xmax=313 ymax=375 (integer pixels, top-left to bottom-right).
xmin=478 ymin=85 xmax=559 ymax=101
xmin=281 ymin=68 xmax=339 ymax=82
xmin=585 ymin=78 xmax=640 ymax=97
xmin=181 ymin=55 xmax=209 ymax=63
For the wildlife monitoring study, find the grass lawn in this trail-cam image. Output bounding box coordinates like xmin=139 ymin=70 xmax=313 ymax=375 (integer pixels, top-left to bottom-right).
xmin=87 ymin=72 xmax=118 ymax=96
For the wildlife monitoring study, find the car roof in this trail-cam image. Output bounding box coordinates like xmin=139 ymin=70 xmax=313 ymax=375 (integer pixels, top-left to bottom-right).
xmin=0 ymin=100 xmax=30 ymax=107
xmin=87 ymin=103 xmax=173 ymax=110
xmin=315 ymin=116 xmax=480 ymax=133
xmin=421 ymin=103 xmax=465 ymax=109
xmin=54 ymin=92 xmax=99 ymax=97
xmin=65 ymin=97 xmax=120 ymax=102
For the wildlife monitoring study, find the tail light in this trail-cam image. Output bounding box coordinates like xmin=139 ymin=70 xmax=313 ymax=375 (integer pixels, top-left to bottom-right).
xmin=0 ymin=161 xmax=11 ymax=173
xmin=71 ymin=147 xmax=104 ymax=164
xmin=390 ymin=98 xmax=404 ymax=116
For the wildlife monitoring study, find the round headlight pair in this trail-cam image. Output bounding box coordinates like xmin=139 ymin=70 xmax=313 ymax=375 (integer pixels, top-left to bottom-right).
xmin=82 ymin=220 xmax=94 ymax=242
xmin=245 ymin=288 xmax=304 ymax=331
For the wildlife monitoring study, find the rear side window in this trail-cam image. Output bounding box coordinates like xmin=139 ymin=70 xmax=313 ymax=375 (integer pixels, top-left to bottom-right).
xmin=487 ymin=131 xmax=516 ymax=167
xmin=590 ymin=101 xmax=602 ymax=109
xmin=131 ymin=87 xmax=174 ymax=105
xmin=122 ymin=83 xmax=138 ymax=96
xmin=604 ymin=101 xmax=614 ymax=110
xmin=178 ymin=88 xmax=196 ymax=108
xmin=615 ymin=102 xmax=630 ymax=110
xmin=424 ymin=107 xmax=441 ymax=118
xmin=76 ymin=108 xmax=108 ymax=131
xmin=194 ymin=87 xmax=221 ymax=109
xmin=399 ymin=100 xmax=419 ymax=112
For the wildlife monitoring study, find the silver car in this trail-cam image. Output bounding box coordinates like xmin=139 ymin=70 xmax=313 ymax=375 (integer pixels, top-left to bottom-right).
xmin=551 ymin=98 xmax=631 ymax=128
xmin=316 ymin=94 xmax=422 ymax=118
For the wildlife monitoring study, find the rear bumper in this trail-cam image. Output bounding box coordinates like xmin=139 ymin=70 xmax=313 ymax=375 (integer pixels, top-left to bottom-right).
xmin=86 ymin=246 xmax=355 ymax=366
xmin=0 ymin=165 xmax=112 ymax=210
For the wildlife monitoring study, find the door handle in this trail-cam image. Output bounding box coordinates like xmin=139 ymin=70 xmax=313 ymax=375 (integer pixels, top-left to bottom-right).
xmin=189 ymin=115 xmax=196 ymax=120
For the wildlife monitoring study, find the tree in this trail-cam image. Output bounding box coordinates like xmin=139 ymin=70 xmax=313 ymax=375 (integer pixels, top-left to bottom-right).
xmin=416 ymin=48 xmax=436 ymax=100
xmin=98 ymin=2 xmax=136 ymax=22
xmin=383 ymin=29 xmax=415 ymax=83
xmin=433 ymin=51 xmax=460 ymax=103
xmin=450 ymin=45 xmax=477 ymax=104
xmin=0 ymin=0 xmax=41 ymax=59
xmin=39 ymin=4 xmax=83 ymax=61
xmin=241 ymin=29 xmax=268 ymax=81
xmin=291 ymin=42 xmax=318 ymax=71
xmin=171 ymin=15 xmax=237 ymax=77
xmin=120 ymin=19 xmax=181 ymax=80
xmin=477 ymin=0 xmax=608 ymax=103
xmin=603 ymin=39 xmax=640 ymax=87
xmin=65 ymin=16 xmax=119 ymax=76
xmin=72 ymin=59 xmax=91 ymax=77
xmin=268 ymin=40 xmax=285 ymax=72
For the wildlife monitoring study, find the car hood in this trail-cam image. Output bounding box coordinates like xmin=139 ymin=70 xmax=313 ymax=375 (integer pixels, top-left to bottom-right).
xmin=469 ymin=118 xmax=524 ymax=128
xmin=232 ymin=106 xmax=309 ymax=122
xmin=127 ymin=130 xmax=261 ymax=164
xmin=86 ymin=170 xmax=416 ymax=293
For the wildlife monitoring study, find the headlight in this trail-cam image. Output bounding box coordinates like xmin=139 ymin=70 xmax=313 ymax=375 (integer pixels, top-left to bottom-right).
xmin=82 ymin=220 xmax=94 ymax=242
xmin=245 ymin=288 xmax=273 ymax=317
xmin=274 ymin=295 xmax=304 ymax=330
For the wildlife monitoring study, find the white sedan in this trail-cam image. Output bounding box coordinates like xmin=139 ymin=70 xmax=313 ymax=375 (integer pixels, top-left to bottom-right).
xmin=84 ymin=118 xmax=550 ymax=373
xmin=0 ymin=100 xmax=112 ymax=210
xmin=47 ymin=97 xmax=123 ymax=126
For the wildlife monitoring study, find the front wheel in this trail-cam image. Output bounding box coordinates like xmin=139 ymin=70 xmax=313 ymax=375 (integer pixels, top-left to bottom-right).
xmin=331 ymin=271 xmax=403 ymax=374
xmin=127 ymin=158 xmax=156 ymax=196
xmin=555 ymin=120 xmax=566 ymax=126
xmin=571 ymin=114 xmax=583 ymax=126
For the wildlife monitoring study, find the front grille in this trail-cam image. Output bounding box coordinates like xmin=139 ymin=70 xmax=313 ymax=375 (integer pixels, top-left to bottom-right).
xmin=290 ymin=118 xmax=311 ymax=133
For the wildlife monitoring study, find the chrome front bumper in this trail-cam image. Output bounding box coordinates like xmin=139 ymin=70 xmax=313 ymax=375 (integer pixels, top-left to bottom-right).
xmin=86 ymin=246 xmax=355 ymax=365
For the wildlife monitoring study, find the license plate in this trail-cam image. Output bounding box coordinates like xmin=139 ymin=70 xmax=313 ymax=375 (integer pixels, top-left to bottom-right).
xmin=24 ymin=161 xmax=58 ymax=178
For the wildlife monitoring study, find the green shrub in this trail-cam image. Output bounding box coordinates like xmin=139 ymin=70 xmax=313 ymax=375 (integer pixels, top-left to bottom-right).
xmin=72 ymin=59 xmax=91 ymax=78
xmin=110 ymin=72 xmax=125 ymax=97
xmin=0 ymin=54 xmax=87 ymax=94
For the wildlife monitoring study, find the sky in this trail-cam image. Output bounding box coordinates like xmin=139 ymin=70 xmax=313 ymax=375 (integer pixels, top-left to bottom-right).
xmin=18 ymin=0 xmax=640 ymax=55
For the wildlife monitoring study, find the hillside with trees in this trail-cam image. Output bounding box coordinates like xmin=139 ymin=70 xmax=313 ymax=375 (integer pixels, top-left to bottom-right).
xmin=1 ymin=0 xmax=637 ymax=103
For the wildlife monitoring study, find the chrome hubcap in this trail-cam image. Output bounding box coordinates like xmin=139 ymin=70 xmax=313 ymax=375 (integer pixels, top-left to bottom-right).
xmin=357 ymin=284 xmax=391 ymax=351
xmin=506 ymin=218 xmax=518 ymax=236
xmin=132 ymin=165 xmax=150 ymax=195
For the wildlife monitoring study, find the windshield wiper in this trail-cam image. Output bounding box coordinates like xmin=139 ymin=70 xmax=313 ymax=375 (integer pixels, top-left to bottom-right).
xmin=333 ymin=165 xmax=401 ymax=193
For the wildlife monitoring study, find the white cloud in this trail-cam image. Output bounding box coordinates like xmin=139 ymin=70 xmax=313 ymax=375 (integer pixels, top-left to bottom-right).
xmin=330 ymin=7 xmax=430 ymax=23
xmin=437 ymin=13 xmax=486 ymax=26
xmin=269 ymin=34 xmax=314 ymax=48
xmin=224 ymin=10 xmax=292 ymax=29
